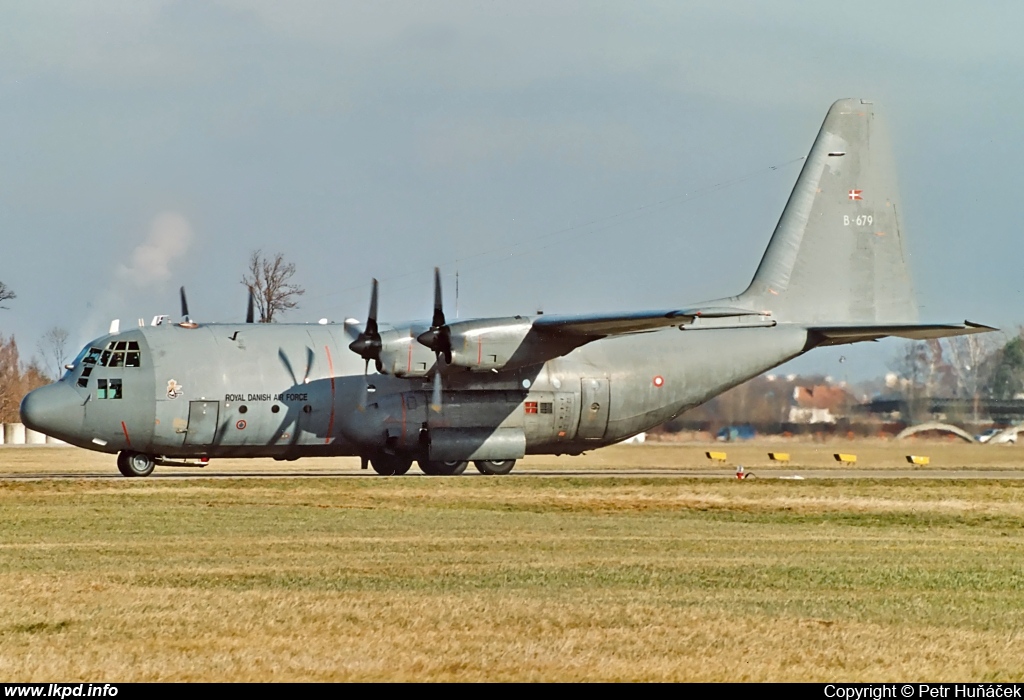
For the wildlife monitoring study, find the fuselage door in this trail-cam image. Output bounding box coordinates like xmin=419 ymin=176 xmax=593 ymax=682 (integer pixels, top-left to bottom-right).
xmin=184 ymin=400 xmax=220 ymax=446
xmin=578 ymin=377 xmax=609 ymax=440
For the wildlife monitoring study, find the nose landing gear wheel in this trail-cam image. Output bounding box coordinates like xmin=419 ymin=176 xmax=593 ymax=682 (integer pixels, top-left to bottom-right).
xmin=473 ymin=459 xmax=516 ymax=475
xmin=369 ymin=454 xmax=413 ymax=476
xmin=117 ymin=451 xmax=155 ymax=477
xmin=418 ymin=460 xmax=468 ymax=476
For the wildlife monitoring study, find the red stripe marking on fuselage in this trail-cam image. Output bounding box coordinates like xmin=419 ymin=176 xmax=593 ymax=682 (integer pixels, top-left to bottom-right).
xmin=407 ymin=340 xmax=413 ymax=374
xmin=477 ymin=337 xmax=482 ymax=366
xmin=325 ymin=345 xmax=336 ymax=445
xmin=121 ymin=421 xmax=131 ymax=447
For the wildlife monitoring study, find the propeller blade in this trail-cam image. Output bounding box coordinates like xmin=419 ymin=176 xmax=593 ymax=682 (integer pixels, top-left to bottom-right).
xmin=246 ymin=289 xmax=255 ymax=323
xmin=431 ymin=267 xmax=445 ymax=328
xmin=179 ymin=286 xmax=190 ymax=320
xmin=368 ymin=278 xmax=379 ymax=334
xmin=431 ymin=368 xmax=442 ymax=413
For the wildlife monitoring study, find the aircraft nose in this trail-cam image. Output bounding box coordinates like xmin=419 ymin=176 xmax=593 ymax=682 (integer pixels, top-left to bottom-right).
xmin=20 ymin=383 xmax=85 ymax=440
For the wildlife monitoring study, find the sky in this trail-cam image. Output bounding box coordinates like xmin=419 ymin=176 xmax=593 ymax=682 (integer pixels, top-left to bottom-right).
xmin=1 ymin=1 xmax=1021 ymax=380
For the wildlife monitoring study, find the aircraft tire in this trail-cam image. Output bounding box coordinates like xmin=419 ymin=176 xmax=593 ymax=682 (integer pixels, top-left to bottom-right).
xmin=370 ymin=454 xmax=413 ymax=476
xmin=418 ymin=460 xmax=468 ymax=476
xmin=474 ymin=459 xmax=516 ymax=475
xmin=117 ymin=451 xmax=155 ymax=477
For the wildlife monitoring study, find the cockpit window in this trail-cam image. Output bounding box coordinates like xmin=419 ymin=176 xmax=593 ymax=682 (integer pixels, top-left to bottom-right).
xmin=99 ymin=340 xmax=143 ymax=368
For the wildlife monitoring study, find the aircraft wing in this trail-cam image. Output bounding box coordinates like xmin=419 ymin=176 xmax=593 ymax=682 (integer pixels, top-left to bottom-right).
xmin=807 ymin=321 xmax=996 ymax=346
xmin=532 ymin=306 xmax=763 ymax=337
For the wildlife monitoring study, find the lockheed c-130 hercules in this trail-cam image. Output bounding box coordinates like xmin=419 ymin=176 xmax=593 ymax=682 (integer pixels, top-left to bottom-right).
xmin=21 ymin=99 xmax=992 ymax=477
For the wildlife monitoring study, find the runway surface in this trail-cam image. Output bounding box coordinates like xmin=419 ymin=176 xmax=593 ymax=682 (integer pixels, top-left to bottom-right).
xmin=5 ymin=468 xmax=1024 ymax=480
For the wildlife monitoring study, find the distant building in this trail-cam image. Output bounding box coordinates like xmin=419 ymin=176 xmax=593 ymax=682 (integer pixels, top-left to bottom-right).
xmin=788 ymin=385 xmax=853 ymax=424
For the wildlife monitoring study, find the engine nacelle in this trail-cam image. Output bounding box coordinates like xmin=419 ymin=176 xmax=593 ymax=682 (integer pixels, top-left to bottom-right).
xmin=372 ymin=318 xmax=585 ymax=377
xmin=443 ymin=317 xmax=585 ymax=372
xmin=376 ymin=328 xmax=438 ymax=378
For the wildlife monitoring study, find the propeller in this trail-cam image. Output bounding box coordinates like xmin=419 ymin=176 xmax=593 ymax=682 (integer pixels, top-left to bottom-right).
xmin=416 ymin=268 xmax=451 ymax=413
xmin=178 ymin=286 xmax=198 ymax=327
xmin=416 ymin=268 xmax=453 ymax=364
xmin=348 ymin=279 xmax=384 ymax=376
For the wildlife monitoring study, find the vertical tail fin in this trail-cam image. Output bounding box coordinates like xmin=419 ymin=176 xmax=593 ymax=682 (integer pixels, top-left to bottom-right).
xmin=738 ymin=98 xmax=918 ymax=324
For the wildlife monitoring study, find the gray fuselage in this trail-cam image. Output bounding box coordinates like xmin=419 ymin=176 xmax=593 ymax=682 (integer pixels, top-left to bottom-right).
xmin=28 ymin=320 xmax=809 ymax=461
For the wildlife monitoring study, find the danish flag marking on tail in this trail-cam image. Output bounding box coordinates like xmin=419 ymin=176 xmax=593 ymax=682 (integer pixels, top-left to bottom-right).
xmin=848 ymin=189 xmax=863 ymax=201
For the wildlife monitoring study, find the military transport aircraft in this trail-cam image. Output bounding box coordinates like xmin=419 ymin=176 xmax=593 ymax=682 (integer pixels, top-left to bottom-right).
xmin=21 ymin=99 xmax=992 ymax=477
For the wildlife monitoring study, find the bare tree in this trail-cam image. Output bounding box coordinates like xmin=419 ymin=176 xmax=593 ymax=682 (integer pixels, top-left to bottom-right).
xmin=943 ymin=334 xmax=1001 ymax=422
xmin=0 ymin=281 xmax=14 ymax=309
xmin=241 ymin=250 xmax=305 ymax=323
xmin=38 ymin=327 xmax=71 ymax=380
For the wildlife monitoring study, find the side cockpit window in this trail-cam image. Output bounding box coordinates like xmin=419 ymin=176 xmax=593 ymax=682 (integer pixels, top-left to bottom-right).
xmin=99 ymin=340 xmax=142 ymax=368
xmin=97 ymin=378 xmax=123 ymax=400
xmin=68 ymin=346 xmax=101 ymax=387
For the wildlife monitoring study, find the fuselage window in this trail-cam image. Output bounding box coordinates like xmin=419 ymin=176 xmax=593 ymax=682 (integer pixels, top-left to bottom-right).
xmin=108 ymin=352 xmax=125 ymax=368
xmin=96 ymin=378 xmax=123 ymax=399
xmin=99 ymin=350 xmax=111 ymax=367
xmin=125 ymin=351 xmax=141 ymax=367
xmin=83 ymin=348 xmax=101 ymax=366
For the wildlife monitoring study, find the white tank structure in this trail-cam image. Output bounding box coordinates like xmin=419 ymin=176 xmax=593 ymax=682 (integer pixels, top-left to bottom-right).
xmin=45 ymin=435 xmax=68 ymax=445
xmin=25 ymin=428 xmax=47 ymax=445
xmin=3 ymin=423 xmax=26 ymax=445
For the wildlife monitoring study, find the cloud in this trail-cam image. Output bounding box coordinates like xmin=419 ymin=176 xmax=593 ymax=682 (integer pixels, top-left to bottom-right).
xmin=116 ymin=212 xmax=194 ymax=287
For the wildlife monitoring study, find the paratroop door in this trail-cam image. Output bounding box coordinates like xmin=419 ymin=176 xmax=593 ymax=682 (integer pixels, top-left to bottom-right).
xmin=578 ymin=378 xmax=609 ymax=439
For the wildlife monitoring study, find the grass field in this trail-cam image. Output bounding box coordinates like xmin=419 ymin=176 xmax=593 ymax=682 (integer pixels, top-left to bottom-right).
xmin=1 ymin=443 xmax=1024 ymax=681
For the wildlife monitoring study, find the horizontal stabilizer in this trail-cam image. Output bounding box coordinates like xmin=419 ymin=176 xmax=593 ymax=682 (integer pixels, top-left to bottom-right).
xmin=808 ymin=321 xmax=996 ymax=346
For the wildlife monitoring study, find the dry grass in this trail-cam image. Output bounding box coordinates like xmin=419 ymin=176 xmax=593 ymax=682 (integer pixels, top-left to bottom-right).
xmin=2 ymin=444 xmax=1024 ymax=680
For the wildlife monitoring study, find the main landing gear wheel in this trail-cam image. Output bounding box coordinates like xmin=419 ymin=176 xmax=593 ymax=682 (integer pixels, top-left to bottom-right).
xmin=418 ymin=460 xmax=468 ymax=476
xmin=474 ymin=459 xmax=517 ymax=475
xmin=117 ymin=451 xmax=155 ymax=477
xmin=369 ymin=454 xmax=413 ymax=476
